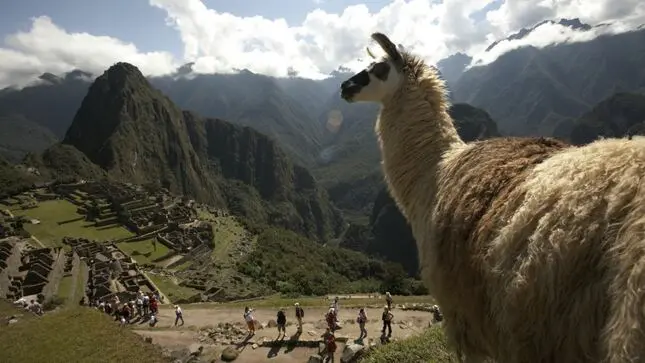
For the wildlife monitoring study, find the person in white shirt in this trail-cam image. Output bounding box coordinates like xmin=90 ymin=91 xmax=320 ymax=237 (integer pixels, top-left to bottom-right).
xmin=174 ymin=305 xmax=184 ymax=326
xmin=333 ymin=297 xmax=340 ymax=322
xmin=244 ymin=306 xmax=256 ymax=335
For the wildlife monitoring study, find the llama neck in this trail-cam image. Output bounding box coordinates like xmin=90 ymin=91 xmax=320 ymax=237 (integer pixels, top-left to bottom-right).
xmin=376 ymin=85 xmax=464 ymax=219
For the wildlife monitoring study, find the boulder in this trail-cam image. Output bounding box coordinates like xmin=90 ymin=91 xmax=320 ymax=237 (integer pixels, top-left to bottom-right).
xmin=307 ymin=355 xmax=323 ymax=363
xmin=221 ymin=347 xmax=240 ymax=361
xmin=188 ymin=343 xmax=203 ymax=356
xmin=341 ymin=343 xmax=365 ymax=363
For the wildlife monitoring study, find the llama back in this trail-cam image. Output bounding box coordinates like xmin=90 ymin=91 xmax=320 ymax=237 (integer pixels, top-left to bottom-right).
xmin=422 ymin=136 xmax=645 ymax=362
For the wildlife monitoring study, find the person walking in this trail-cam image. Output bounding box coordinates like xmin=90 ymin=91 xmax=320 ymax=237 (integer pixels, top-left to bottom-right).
xmin=381 ymin=306 xmax=393 ymax=337
xmin=277 ymin=308 xmax=287 ymax=337
xmin=174 ymin=305 xmax=184 ymax=326
xmin=322 ymin=327 xmax=337 ymax=363
xmin=326 ymin=307 xmax=337 ymax=332
xmin=332 ymin=297 xmax=340 ymax=321
xmin=385 ymin=292 xmax=393 ymax=310
xmin=357 ymin=308 xmax=368 ymax=339
xmin=244 ymin=307 xmax=256 ymax=335
xmin=294 ymin=302 xmax=304 ymax=331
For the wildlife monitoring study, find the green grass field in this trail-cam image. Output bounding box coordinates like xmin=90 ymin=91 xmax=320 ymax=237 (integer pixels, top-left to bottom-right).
xmin=146 ymin=273 xmax=201 ymax=302
xmin=169 ymin=294 xmax=436 ymax=310
xmin=0 ymin=301 xmax=169 ymax=363
xmin=117 ymin=239 xmax=170 ymax=265
xmin=11 ymin=199 xmax=133 ymax=247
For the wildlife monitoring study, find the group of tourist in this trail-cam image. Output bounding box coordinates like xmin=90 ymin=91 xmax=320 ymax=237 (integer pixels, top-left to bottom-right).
xmin=12 ymin=297 xmax=43 ymax=315
xmin=90 ymin=290 xmax=162 ymax=327
xmin=242 ymin=292 xmax=415 ymax=362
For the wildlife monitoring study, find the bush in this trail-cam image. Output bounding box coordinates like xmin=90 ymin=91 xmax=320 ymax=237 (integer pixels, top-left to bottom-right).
xmin=238 ymin=227 xmax=424 ymax=296
xmin=360 ymin=326 xmax=458 ymax=363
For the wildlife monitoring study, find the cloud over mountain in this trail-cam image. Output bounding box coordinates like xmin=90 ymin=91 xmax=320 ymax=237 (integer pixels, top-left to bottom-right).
xmin=0 ymin=0 xmax=644 ymax=88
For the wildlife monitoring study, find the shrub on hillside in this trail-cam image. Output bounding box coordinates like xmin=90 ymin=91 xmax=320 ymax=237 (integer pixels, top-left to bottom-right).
xmin=237 ymin=228 xmax=424 ymax=296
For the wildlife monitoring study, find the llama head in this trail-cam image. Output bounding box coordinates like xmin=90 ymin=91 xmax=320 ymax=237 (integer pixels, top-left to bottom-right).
xmin=340 ymin=32 xmax=405 ymax=103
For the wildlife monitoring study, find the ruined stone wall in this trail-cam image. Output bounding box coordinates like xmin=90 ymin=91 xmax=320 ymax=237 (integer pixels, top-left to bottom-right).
xmin=0 ymin=241 xmax=22 ymax=298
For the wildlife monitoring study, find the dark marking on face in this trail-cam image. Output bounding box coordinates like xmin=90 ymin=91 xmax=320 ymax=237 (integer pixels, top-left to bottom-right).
xmin=369 ymin=61 xmax=391 ymax=81
xmin=340 ymin=70 xmax=370 ymax=100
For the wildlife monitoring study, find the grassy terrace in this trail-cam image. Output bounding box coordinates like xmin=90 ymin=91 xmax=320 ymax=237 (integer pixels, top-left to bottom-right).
xmin=145 ymin=273 xmax=201 ymax=302
xmin=0 ymin=301 xmax=169 ymax=363
xmin=9 ymin=199 xmax=133 ymax=248
xmin=163 ymin=294 xmax=436 ymax=310
xmin=117 ymin=238 xmax=170 ymax=265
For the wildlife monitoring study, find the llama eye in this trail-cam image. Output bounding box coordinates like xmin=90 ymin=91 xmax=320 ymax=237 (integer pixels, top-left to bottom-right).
xmin=371 ymin=62 xmax=391 ymax=81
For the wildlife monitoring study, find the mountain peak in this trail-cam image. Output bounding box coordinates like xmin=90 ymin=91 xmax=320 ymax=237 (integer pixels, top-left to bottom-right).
xmin=38 ymin=72 xmax=63 ymax=84
xmin=486 ymin=17 xmax=592 ymax=52
xmin=99 ymin=62 xmax=148 ymax=90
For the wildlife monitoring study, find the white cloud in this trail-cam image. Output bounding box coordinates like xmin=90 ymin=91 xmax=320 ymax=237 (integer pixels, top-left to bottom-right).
xmin=0 ymin=0 xmax=644 ymax=88
xmin=0 ymin=16 xmax=177 ymax=88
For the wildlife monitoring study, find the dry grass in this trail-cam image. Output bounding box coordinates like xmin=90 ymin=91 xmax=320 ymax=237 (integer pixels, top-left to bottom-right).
xmin=360 ymin=325 xmax=458 ymax=363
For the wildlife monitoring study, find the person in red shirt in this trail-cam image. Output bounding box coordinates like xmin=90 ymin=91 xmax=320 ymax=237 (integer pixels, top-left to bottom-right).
xmin=322 ymin=328 xmax=337 ymax=362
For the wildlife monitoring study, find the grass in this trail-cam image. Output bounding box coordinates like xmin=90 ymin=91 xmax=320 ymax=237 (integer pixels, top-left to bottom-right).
xmin=56 ymin=276 xmax=74 ymax=304
xmin=209 ymin=215 xmax=247 ymax=261
xmin=146 ymin=273 xmax=200 ymax=303
xmin=11 ymin=199 xmax=133 ymax=247
xmin=116 ymin=238 xmax=170 ymax=265
xmin=360 ymin=325 xmax=458 ymax=363
xmin=173 ymin=294 xmax=435 ymax=310
xmin=0 ymin=301 xmax=169 ymax=363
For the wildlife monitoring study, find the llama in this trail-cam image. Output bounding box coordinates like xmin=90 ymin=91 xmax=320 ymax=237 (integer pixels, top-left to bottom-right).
xmin=340 ymin=32 xmax=645 ymax=363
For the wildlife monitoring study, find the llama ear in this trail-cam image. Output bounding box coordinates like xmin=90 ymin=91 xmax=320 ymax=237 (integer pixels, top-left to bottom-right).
xmin=371 ymin=32 xmax=403 ymax=70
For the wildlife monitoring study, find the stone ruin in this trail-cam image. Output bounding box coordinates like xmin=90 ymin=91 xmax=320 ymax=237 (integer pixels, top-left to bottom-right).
xmin=63 ymin=237 xmax=158 ymax=303
xmin=1 ymin=243 xmax=64 ymax=301
xmin=156 ymin=222 xmax=214 ymax=253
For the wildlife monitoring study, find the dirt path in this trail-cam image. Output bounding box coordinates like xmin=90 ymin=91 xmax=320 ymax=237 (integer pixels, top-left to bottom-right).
xmin=134 ymin=306 xmax=433 ymax=362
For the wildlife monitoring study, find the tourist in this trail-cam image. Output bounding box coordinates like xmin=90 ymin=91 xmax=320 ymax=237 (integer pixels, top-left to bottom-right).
xmin=322 ymin=327 xmax=337 ymax=363
xmin=135 ymin=296 xmax=143 ymax=316
xmin=381 ymin=306 xmax=393 ymax=337
xmin=174 ymin=305 xmax=184 ymax=326
xmin=385 ymin=292 xmax=393 ymax=310
xmin=142 ymin=293 xmax=150 ymax=316
xmin=122 ymin=304 xmax=132 ymax=324
xmin=332 ymin=297 xmax=340 ymax=322
xmin=28 ymin=299 xmax=43 ymax=315
xmin=149 ymin=313 xmax=158 ymax=327
xmin=276 ymin=308 xmax=287 ymax=337
xmin=432 ymin=305 xmax=443 ymax=323
xmin=357 ymin=308 xmax=368 ymax=339
xmin=149 ymin=297 xmax=158 ymax=316
xmin=294 ymin=302 xmax=304 ymax=331
xmin=244 ymin=307 xmax=256 ymax=335
xmin=326 ymin=307 xmax=337 ymax=332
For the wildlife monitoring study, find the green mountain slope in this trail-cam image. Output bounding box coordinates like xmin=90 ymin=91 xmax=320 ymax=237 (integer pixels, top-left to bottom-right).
xmin=44 ymin=62 xmax=343 ymax=241
xmin=453 ymin=28 xmax=645 ymax=136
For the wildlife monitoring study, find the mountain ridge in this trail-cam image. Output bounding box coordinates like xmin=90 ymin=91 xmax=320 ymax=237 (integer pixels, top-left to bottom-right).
xmin=39 ymin=62 xmax=344 ymax=242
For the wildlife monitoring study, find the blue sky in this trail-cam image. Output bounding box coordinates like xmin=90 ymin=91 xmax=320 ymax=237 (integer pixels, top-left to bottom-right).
xmin=0 ymin=0 xmax=400 ymax=58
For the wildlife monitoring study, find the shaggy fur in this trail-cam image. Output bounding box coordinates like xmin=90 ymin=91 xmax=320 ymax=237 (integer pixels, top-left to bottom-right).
xmin=343 ymin=33 xmax=645 ymax=363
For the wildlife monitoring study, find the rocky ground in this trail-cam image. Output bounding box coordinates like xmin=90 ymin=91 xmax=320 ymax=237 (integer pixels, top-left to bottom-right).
xmin=133 ymin=304 xmax=437 ymax=362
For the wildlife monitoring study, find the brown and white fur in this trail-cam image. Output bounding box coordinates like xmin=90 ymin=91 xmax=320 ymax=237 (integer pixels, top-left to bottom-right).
xmin=340 ymin=32 xmax=645 ymax=363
